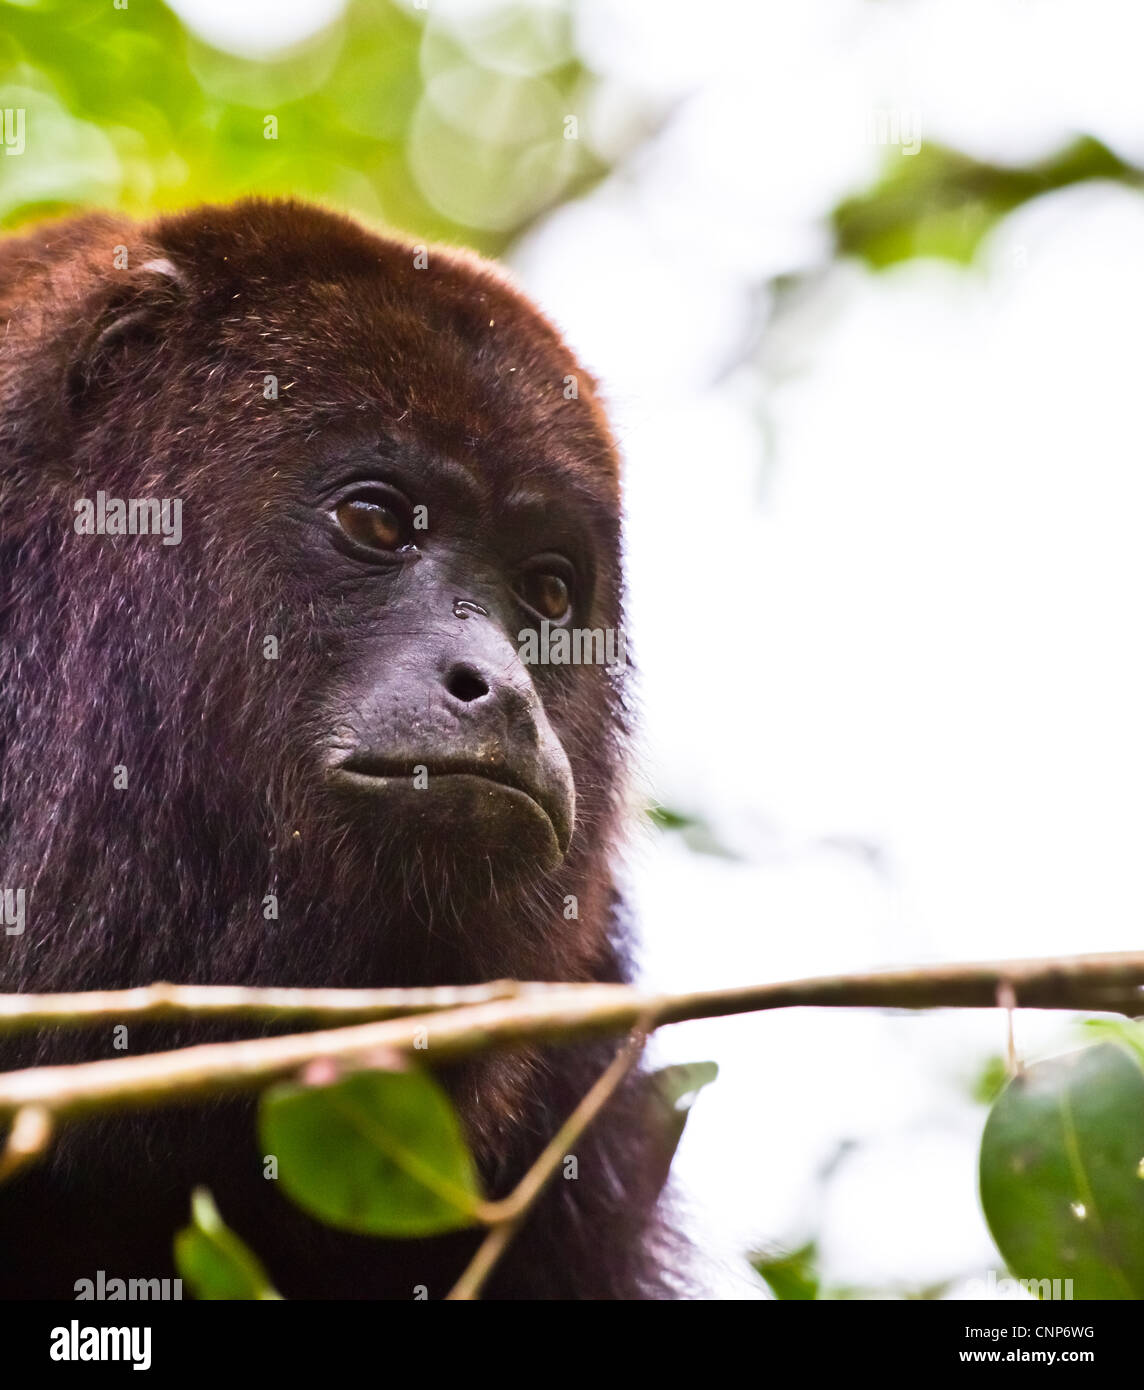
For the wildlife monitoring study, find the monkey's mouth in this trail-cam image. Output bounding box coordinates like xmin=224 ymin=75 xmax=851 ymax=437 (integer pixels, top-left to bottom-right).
xmin=327 ymin=752 xmax=573 ymax=864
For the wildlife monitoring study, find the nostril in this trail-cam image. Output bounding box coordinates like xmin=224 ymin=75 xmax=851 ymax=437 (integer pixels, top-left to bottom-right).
xmin=445 ymin=664 xmax=490 ymax=703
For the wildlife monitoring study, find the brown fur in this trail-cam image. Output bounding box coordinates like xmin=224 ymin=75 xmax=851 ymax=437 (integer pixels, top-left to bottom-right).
xmin=0 ymin=200 xmax=675 ymax=1299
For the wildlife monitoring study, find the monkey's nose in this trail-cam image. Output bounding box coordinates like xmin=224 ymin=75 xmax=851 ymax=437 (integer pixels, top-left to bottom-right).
xmin=443 ymin=663 xmax=491 ymax=704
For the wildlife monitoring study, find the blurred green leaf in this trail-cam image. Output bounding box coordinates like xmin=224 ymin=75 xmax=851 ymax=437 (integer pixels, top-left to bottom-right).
xmin=646 ymin=804 xmax=739 ymax=859
xmin=259 ymin=1066 xmax=484 ymax=1237
xmin=0 ymin=0 xmax=610 ymax=251
xmin=970 ymin=1053 xmax=1010 ymax=1106
xmin=646 ymin=804 xmax=693 ymax=832
xmin=1084 ymin=1015 xmax=1144 ymax=1068
xmin=834 ymin=135 xmax=1141 ymax=269
xmin=980 ymin=1041 xmax=1144 ymax=1299
xmin=174 ymin=1187 xmax=281 ymax=1301
xmin=645 ymin=1060 xmax=718 ymax=1196
xmin=752 ymin=1241 xmax=820 ymax=1300
xmin=653 ymin=1059 xmax=719 ymax=1107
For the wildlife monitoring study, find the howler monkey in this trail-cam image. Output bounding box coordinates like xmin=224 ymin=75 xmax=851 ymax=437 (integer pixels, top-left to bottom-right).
xmin=0 ymin=201 xmax=672 ymax=1299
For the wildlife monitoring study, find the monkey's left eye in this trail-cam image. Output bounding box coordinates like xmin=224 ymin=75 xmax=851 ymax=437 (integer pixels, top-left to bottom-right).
xmin=515 ymin=564 xmax=573 ymax=623
xmin=334 ymin=498 xmax=407 ymax=552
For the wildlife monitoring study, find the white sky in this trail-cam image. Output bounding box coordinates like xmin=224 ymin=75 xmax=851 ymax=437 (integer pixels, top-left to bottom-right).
xmin=178 ymin=0 xmax=1144 ymax=1298
xmin=523 ymin=0 xmax=1144 ymax=1299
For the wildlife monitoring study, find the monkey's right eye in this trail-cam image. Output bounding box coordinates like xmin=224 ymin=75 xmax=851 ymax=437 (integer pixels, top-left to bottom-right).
xmin=334 ymin=498 xmax=407 ymax=552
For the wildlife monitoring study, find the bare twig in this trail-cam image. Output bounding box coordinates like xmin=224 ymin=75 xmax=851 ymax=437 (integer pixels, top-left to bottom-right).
xmin=0 ymin=1105 xmax=53 ymax=1181
xmin=0 ymin=980 xmax=531 ymax=1034
xmin=447 ymin=1015 xmax=655 ymax=1300
xmin=996 ymin=980 xmax=1020 ymax=1076
xmin=0 ymin=950 xmax=1141 ymax=1124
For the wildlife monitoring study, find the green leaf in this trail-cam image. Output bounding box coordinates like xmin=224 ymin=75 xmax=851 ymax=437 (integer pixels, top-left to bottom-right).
xmin=652 ymin=1060 xmax=719 ymax=1110
xmin=0 ymin=0 xmax=612 ymax=252
xmin=646 ymin=804 xmax=739 ymax=859
xmin=1084 ymin=1015 xmax=1144 ymax=1070
xmin=752 ymin=1241 xmax=820 ymax=1301
xmin=645 ymin=1060 xmax=718 ymax=1195
xmin=969 ymin=1053 xmax=1009 ymax=1106
xmin=980 ymin=1041 xmax=1144 ymax=1299
xmin=833 ymin=135 xmax=1138 ymax=269
xmin=259 ymin=1066 xmax=484 ymax=1237
xmin=173 ymin=1188 xmax=282 ymax=1301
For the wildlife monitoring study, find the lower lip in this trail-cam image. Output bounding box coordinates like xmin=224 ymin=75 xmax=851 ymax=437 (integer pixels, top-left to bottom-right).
xmin=326 ymin=768 xmax=567 ymax=861
xmin=329 ymin=767 xmax=544 ymax=811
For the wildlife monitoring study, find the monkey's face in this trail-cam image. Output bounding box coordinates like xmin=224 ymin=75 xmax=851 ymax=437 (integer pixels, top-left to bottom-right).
xmin=308 ymin=436 xmax=583 ymax=873
xmin=176 ymin=220 xmax=631 ymax=899
xmin=26 ymin=202 xmax=626 ymax=924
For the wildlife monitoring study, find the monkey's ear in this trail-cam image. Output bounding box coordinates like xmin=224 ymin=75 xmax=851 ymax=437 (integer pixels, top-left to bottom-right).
xmin=65 ymin=256 xmax=186 ymax=412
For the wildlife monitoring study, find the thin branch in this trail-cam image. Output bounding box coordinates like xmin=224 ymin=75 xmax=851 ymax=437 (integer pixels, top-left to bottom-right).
xmin=0 ymin=982 xmax=651 ymax=1121
xmin=0 ymin=950 xmax=1142 ymax=1124
xmin=447 ymin=1017 xmax=654 ymax=1300
xmin=0 ymin=980 xmax=532 ymax=1033
xmin=997 ymin=980 xmax=1021 ymax=1076
xmin=0 ymin=1105 xmax=53 ymax=1181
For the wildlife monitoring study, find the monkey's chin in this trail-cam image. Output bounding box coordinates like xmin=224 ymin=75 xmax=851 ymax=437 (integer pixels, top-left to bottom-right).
xmin=326 ymin=770 xmax=568 ymax=871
